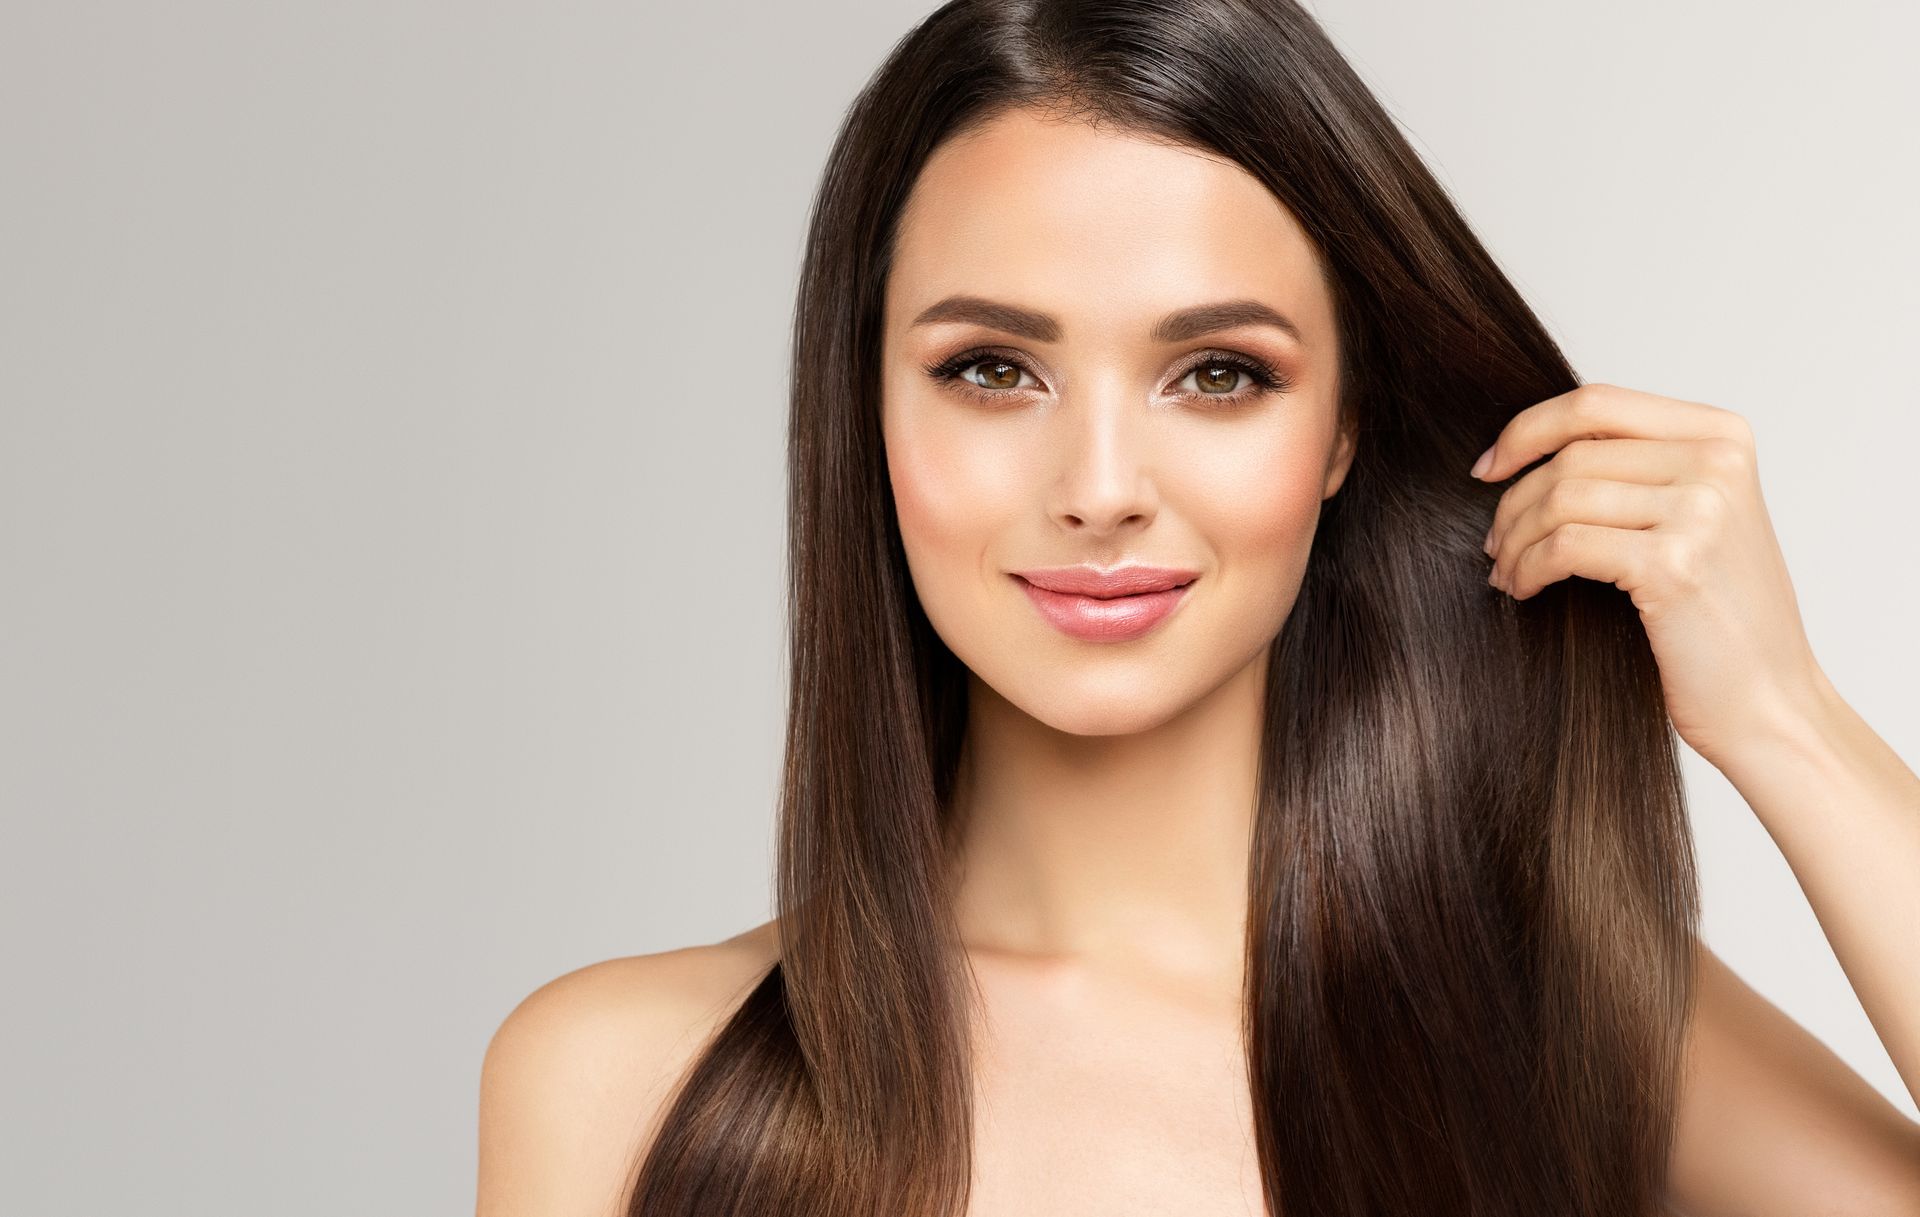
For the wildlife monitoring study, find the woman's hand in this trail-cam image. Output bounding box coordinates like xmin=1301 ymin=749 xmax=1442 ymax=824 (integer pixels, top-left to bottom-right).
xmin=1472 ymin=382 xmax=1832 ymax=771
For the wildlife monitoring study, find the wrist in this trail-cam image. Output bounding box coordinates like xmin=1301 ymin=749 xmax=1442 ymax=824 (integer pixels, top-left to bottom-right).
xmin=1712 ymin=658 xmax=1848 ymax=780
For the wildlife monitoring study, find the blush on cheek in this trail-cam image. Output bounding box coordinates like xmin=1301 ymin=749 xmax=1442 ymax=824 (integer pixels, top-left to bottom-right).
xmin=1193 ymin=460 xmax=1327 ymax=629
xmin=1217 ymin=444 xmax=1327 ymax=539
xmin=889 ymin=441 xmax=971 ymax=549
xmin=887 ymin=418 xmax=1030 ymax=547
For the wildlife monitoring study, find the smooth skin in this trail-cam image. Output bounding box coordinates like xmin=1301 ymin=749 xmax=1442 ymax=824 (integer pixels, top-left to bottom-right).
xmin=477 ymin=109 xmax=1920 ymax=1215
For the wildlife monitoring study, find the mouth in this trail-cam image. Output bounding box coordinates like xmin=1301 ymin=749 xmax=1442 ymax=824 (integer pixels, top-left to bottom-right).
xmin=1014 ymin=577 xmax=1197 ymax=600
xmin=1010 ymin=568 xmax=1198 ymax=642
xmin=1011 ymin=565 xmax=1201 ymax=598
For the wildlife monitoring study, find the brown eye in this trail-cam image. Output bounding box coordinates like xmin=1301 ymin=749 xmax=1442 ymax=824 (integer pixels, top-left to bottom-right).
xmin=968 ymin=360 xmax=1024 ymax=391
xmin=1192 ymin=364 xmax=1244 ymax=394
xmin=923 ymin=347 xmax=1041 ymax=401
xmin=1173 ymin=351 xmax=1294 ymax=406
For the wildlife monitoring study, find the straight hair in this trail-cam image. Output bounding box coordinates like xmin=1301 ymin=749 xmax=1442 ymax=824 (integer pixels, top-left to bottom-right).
xmin=628 ymin=2 xmax=1698 ymax=1213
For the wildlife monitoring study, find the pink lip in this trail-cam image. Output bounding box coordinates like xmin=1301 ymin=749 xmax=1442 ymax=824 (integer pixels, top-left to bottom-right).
xmin=1011 ymin=564 xmax=1199 ymax=643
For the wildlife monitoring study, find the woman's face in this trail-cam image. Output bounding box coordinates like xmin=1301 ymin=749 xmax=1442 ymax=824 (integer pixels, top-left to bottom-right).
xmin=880 ymin=108 xmax=1354 ymax=736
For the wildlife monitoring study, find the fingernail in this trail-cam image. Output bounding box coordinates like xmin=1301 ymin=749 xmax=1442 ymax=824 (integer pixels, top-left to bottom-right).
xmin=1470 ymin=446 xmax=1495 ymax=479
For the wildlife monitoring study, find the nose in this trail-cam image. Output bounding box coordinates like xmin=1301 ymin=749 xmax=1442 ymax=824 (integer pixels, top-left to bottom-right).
xmin=1044 ymin=381 xmax=1158 ymax=538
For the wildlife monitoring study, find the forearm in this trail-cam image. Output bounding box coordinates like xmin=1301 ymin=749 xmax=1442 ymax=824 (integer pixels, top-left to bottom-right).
xmin=1711 ymin=665 xmax=1920 ymax=1106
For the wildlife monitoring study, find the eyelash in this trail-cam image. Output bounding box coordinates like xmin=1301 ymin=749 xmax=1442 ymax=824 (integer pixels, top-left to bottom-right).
xmin=921 ymin=346 xmax=1295 ymax=408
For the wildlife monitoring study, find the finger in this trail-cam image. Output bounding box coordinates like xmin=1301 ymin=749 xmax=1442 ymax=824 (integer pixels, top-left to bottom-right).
xmin=1483 ymin=437 xmax=1707 ymax=554
xmin=1472 ymin=382 xmax=1744 ymax=484
xmin=1488 ymin=480 xmax=1678 ymax=591
xmin=1495 ymin=520 xmax=1665 ymax=601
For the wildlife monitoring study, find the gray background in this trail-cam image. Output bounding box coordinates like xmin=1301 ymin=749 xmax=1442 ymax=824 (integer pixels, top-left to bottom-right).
xmin=3 ymin=1 xmax=1914 ymax=1212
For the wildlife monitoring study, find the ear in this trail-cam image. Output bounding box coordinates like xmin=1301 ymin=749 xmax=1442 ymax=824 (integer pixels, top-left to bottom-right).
xmin=1322 ymin=417 xmax=1357 ymax=500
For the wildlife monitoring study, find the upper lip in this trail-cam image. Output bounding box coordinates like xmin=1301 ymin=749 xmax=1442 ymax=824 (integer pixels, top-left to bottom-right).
xmin=1013 ymin=563 xmax=1200 ymax=598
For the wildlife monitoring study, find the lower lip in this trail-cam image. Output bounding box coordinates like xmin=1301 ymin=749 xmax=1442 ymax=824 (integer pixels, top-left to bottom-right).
xmin=1014 ymin=576 xmax=1195 ymax=642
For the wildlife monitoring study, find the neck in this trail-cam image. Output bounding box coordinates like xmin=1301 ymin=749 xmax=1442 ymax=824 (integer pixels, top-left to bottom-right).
xmin=947 ymin=649 xmax=1266 ymax=989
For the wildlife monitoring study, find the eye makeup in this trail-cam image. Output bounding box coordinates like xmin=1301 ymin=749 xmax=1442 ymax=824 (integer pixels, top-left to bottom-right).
xmin=919 ymin=345 xmax=1295 ymax=408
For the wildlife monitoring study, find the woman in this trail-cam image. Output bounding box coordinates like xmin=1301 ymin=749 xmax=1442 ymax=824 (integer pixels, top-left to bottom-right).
xmin=477 ymin=1 xmax=1920 ymax=1214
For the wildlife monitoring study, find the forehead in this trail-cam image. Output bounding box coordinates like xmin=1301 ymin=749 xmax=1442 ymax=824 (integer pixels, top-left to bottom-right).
xmin=886 ymin=108 xmax=1332 ymax=347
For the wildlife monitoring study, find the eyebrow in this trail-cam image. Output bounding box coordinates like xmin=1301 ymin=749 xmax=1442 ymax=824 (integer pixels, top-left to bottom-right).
xmin=907 ymin=294 xmax=1304 ymax=346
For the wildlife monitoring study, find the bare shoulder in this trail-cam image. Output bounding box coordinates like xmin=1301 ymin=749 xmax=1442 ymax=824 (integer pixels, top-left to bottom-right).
xmin=1665 ymin=936 xmax=1920 ymax=1217
xmin=475 ymin=918 xmax=782 ymax=1217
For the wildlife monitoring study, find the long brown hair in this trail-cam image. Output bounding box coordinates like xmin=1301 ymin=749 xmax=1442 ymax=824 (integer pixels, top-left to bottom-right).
xmin=627 ymin=1 xmax=1698 ymax=1213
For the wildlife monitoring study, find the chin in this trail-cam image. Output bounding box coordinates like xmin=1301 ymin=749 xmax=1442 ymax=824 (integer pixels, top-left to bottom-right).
xmin=979 ymin=667 xmax=1204 ymax=738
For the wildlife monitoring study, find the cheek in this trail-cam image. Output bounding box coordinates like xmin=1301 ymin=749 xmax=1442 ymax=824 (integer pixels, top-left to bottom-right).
xmin=1204 ymin=432 xmax=1326 ymax=532
xmin=883 ymin=403 xmax=1030 ymax=586
xmin=1185 ymin=432 xmax=1329 ymax=606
